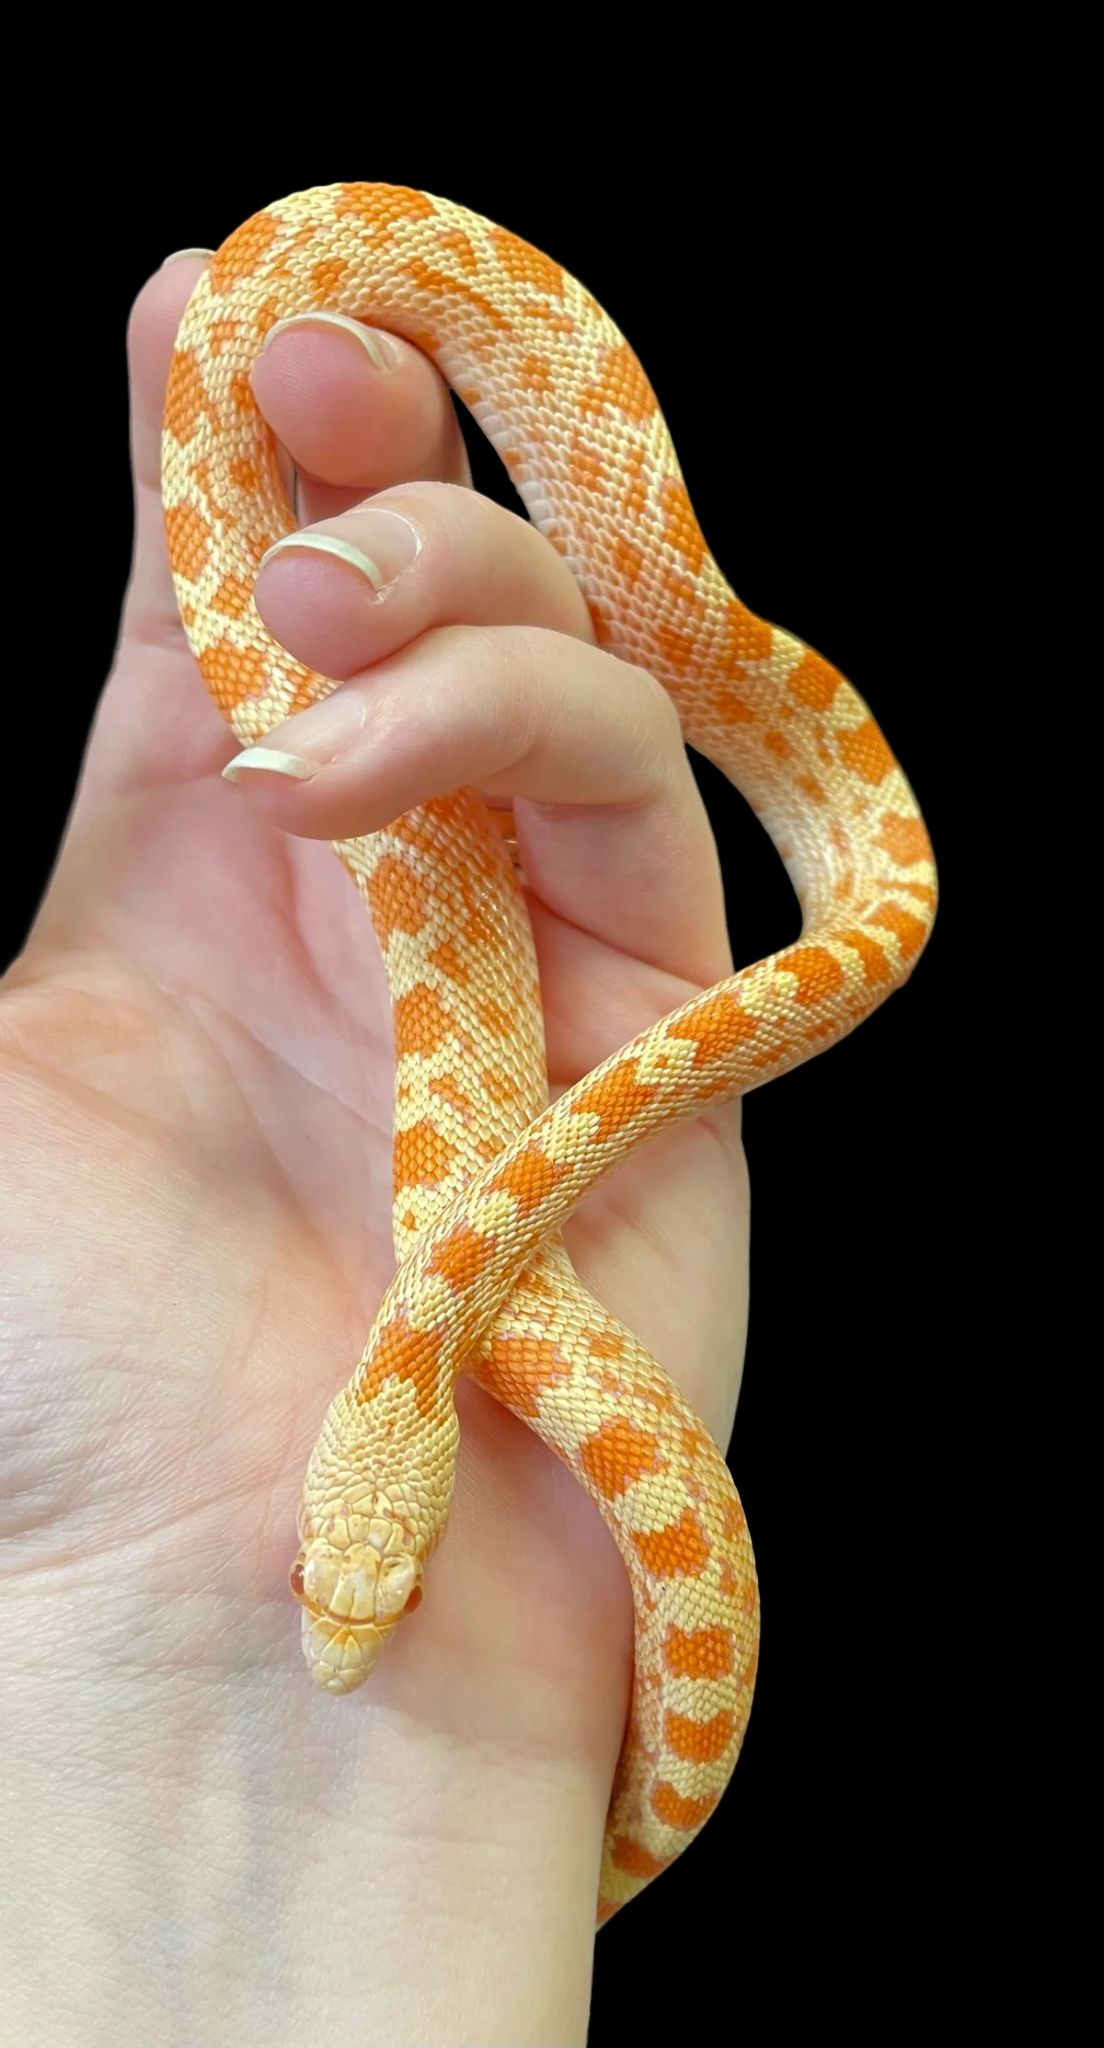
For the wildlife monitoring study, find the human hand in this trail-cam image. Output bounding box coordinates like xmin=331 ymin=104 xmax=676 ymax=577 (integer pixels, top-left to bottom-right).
xmin=0 ymin=254 xmax=749 ymax=2046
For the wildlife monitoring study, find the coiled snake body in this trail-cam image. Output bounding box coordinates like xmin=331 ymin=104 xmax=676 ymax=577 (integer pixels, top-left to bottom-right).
xmin=162 ymin=183 xmax=936 ymax=1923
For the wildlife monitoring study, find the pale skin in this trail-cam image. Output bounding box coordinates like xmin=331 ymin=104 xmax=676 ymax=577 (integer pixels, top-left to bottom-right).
xmin=0 ymin=255 xmax=750 ymax=2047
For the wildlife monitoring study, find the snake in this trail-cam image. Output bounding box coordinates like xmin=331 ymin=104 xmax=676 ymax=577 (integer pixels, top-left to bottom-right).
xmin=161 ymin=181 xmax=937 ymax=1924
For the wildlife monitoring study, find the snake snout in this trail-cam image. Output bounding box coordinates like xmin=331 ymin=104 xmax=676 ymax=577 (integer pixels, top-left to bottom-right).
xmin=299 ymin=1605 xmax=387 ymax=1693
xmin=289 ymin=1517 xmax=423 ymax=1693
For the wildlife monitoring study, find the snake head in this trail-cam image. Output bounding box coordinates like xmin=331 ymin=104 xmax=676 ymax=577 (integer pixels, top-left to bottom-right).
xmin=289 ymin=1509 xmax=423 ymax=1694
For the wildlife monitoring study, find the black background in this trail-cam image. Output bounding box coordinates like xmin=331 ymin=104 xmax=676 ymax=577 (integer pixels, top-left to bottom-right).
xmin=5 ymin=141 xmax=971 ymax=2039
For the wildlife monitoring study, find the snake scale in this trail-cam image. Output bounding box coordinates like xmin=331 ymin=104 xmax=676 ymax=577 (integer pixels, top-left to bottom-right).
xmin=161 ymin=182 xmax=937 ymax=1923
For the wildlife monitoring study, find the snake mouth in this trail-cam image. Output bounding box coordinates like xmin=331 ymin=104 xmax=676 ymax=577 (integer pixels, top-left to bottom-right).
xmin=288 ymin=1557 xmax=372 ymax=1630
xmin=288 ymin=1557 xmax=343 ymax=1626
xmin=288 ymin=1553 xmax=423 ymax=1627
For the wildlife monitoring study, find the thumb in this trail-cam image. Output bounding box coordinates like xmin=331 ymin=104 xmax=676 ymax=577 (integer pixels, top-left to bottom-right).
xmin=67 ymin=253 xmax=235 ymax=811
xmin=12 ymin=255 xmax=232 ymax=967
xmin=123 ymin=252 xmax=213 ymax=651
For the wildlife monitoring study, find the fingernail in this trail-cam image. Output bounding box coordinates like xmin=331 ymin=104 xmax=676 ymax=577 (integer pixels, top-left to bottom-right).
xmin=222 ymin=746 xmax=316 ymax=784
xmin=161 ymin=247 xmax=214 ymax=266
xmin=258 ymin=512 xmax=420 ymax=596
xmin=223 ymin=689 xmax=369 ymax=783
xmin=261 ymin=310 xmax=400 ymax=372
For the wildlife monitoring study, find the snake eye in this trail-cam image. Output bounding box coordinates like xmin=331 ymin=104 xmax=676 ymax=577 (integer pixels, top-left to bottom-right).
xmin=403 ymin=1585 xmax=423 ymax=1615
xmin=289 ymin=1559 xmax=306 ymax=1599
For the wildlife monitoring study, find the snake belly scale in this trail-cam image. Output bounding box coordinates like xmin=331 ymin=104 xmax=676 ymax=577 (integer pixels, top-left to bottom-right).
xmin=162 ymin=182 xmax=937 ymax=1923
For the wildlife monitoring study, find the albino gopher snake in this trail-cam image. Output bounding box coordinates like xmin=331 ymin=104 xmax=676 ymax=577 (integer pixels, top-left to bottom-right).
xmin=162 ymin=181 xmax=937 ymax=1922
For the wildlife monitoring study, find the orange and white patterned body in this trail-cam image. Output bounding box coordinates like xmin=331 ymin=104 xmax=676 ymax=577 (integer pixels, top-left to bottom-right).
xmin=162 ymin=183 xmax=936 ymax=1922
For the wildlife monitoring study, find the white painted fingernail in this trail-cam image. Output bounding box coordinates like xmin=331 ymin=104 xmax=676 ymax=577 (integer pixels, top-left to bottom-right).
xmin=259 ymin=511 xmax=420 ymax=593
xmin=225 ymin=688 xmax=369 ymax=779
xmin=222 ymin=747 xmax=316 ymax=784
xmin=260 ymin=311 xmax=399 ymax=371
xmin=161 ymin=247 xmax=214 ymax=266
xmin=258 ymin=532 xmax=387 ymax=589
